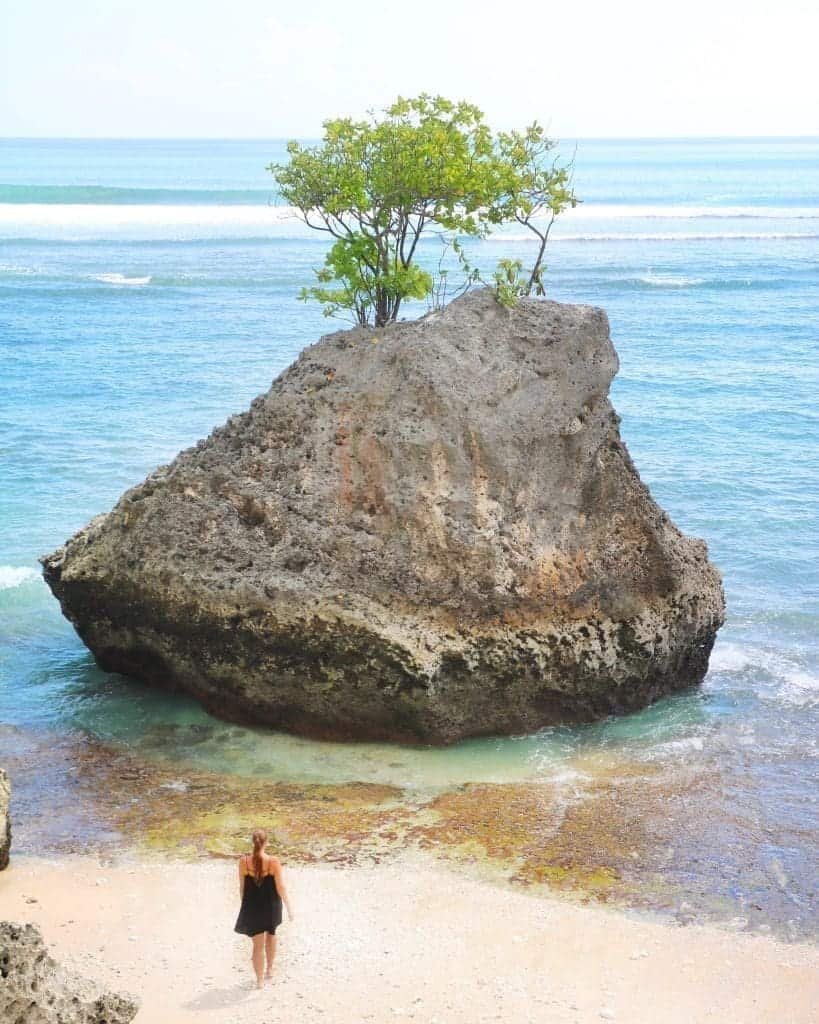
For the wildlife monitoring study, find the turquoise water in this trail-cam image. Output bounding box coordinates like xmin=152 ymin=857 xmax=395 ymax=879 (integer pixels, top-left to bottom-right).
xmin=1 ymin=138 xmax=818 ymax=931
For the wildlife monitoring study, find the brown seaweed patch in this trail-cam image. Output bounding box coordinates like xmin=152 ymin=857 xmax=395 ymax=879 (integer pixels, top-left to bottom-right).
xmin=1 ymin=729 xmax=408 ymax=865
xmin=405 ymin=771 xmax=676 ymax=904
xmin=3 ymin=727 xmax=428 ymax=867
xmin=112 ymin=769 xmax=409 ymax=865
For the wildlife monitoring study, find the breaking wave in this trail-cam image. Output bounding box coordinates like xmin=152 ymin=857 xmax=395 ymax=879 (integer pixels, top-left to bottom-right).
xmin=92 ymin=273 xmax=152 ymax=286
xmin=2 ymin=201 xmax=818 ymax=243
xmin=709 ymin=641 xmax=819 ymax=708
xmin=0 ymin=566 xmax=39 ymax=590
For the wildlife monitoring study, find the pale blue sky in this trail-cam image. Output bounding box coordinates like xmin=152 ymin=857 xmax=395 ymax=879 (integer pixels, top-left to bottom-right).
xmin=2 ymin=0 xmax=817 ymax=138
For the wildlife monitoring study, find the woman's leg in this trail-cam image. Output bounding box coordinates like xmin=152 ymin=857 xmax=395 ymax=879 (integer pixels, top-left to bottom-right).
xmin=264 ymin=932 xmax=277 ymax=978
xmin=251 ymin=934 xmax=265 ymax=988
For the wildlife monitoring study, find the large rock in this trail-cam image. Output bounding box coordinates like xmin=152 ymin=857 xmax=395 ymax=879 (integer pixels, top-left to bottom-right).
xmin=0 ymin=921 xmax=138 ymax=1023
xmin=0 ymin=770 xmax=9 ymax=870
xmin=42 ymin=290 xmax=724 ymax=743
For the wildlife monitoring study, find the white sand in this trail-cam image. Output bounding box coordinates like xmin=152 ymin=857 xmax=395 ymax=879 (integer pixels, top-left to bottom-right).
xmin=1 ymin=853 xmax=816 ymax=1024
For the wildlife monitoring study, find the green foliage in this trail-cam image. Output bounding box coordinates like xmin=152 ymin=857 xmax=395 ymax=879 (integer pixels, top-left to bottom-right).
xmin=491 ymin=259 xmax=527 ymax=308
xmin=270 ymin=95 xmax=578 ymax=324
xmin=491 ymin=123 xmax=579 ymax=304
xmin=300 ymin=236 xmax=431 ymax=324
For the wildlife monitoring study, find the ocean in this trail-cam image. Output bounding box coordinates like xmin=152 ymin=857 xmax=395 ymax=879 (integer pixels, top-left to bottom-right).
xmin=0 ymin=137 xmax=817 ymax=938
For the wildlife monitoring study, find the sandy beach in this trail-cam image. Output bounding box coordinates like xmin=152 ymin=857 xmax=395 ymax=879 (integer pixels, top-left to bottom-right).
xmin=2 ymin=852 xmax=816 ymax=1024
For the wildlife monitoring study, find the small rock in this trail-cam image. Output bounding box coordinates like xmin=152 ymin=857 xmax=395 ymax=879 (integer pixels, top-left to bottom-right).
xmin=0 ymin=921 xmax=138 ymax=1022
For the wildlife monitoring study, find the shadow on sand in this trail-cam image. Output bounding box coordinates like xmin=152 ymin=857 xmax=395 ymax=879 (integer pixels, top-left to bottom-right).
xmin=183 ymin=980 xmax=261 ymax=1012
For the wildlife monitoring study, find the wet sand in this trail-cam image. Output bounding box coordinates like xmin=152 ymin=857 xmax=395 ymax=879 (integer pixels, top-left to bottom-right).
xmin=2 ymin=852 xmax=816 ymax=1024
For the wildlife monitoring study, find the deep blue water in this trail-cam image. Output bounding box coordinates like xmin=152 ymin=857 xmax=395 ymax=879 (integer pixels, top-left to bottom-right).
xmin=0 ymin=138 xmax=818 ymax=933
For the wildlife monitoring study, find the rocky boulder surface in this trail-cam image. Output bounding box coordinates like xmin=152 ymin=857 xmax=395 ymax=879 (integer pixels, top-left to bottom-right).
xmin=42 ymin=290 xmax=724 ymax=743
xmin=0 ymin=921 xmax=138 ymax=1023
xmin=0 ymin=770 xmax=9 ymax=870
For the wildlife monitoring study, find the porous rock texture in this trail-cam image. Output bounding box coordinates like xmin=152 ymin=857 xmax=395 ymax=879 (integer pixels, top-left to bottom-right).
xmin=42 ymin=290 xmax=724 ymax=743
xmin=0 ymin=921 xmax=138 ymax=1024
xmin=0 ymin=770 xmax=10 ymax=870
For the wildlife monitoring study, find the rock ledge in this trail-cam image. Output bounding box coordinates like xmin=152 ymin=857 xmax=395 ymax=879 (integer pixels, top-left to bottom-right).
xmin=0 ymin=921 xmax=138 ymax=1024
xmin=0 ymin=769 xmax=9 ymax=870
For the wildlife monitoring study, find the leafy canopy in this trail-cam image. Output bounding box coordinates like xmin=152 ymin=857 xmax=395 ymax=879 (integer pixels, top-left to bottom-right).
xmin=269 ymin=94 xmax=578 ymax=325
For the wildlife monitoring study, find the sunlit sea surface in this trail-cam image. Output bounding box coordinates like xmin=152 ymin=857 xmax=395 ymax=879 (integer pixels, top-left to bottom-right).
xmin=1 ymin=137 xmax=817 ymax=937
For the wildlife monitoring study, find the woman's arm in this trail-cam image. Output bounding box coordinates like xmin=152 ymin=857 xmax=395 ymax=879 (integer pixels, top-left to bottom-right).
xmin=271 ymin=858 xmax=294 ymax=921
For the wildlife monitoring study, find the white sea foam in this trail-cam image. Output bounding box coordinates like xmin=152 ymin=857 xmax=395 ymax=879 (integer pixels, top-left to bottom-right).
xmin=708 ymin=642 xmax=754 ymax=673
xmin=636 ymin=272 xmax=706 ymax=287
xmin=708 ymin=641 xmax=819 ymax=708
xmin=2 ymin=201 xmax=818 ymax=243
xmin=778 ymin=668 xmax=819 ymax=708
xmin=489 ymin=231 xmax=819 ymax=243
xmin=655 ymin=735 xmax=707 ymax=757
xmin=93 ymin=273 xmax=152 ymax=286
xmin=493 ymin=203 xmax=819 ymax=233
xmin=0 ymin=566 xmax=38 ymax=590
xmin=0 ymin=203 xmax=307 ymax=241
xmin=560 ymin=204 xmax=819 ymax=221
xmin=547 ymin=768 xmax=590 ymax=785
xmin=0 ymin=262 xmax=38 ymax=275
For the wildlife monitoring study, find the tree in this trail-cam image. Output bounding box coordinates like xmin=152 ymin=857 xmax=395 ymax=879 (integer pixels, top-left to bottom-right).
xmin=269 ymin=95 xmax=577 ymax=325
xmin=492 ymin=125 xmax=579 ymax=302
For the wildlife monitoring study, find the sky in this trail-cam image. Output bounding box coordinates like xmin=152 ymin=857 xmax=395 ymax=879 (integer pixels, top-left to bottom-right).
xmin=1 ymin=0 xmax=818 ymax=139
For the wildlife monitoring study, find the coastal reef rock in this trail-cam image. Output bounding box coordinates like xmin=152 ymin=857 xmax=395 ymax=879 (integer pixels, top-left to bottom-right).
xmin=42 ymin=290 xmax=724 ymax=743
xmin=0 ymin=921 xmax=138 ymax=1024
xmin=0 ymin=769 xmax=9 ymax=870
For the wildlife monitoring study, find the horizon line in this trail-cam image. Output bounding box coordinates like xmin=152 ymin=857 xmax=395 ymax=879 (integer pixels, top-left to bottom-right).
xmin=2 ymin=134 xmax=819 ymax=144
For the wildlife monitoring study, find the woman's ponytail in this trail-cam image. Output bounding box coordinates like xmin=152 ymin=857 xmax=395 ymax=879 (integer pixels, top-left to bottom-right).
xmin=251 ymin=828 xmax=267 ymax=881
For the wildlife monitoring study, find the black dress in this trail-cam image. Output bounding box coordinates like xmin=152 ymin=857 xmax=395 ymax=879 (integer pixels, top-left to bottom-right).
xmin=234 ymin=867 xmax=283 ymax=937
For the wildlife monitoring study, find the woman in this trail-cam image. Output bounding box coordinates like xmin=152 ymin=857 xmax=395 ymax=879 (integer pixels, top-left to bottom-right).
xmin=234 ymin=828 xmax=294 ymax=987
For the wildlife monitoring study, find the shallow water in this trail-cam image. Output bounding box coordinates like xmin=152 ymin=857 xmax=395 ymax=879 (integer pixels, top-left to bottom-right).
xmin=1 ymin=137 xmax=817 ymax=938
